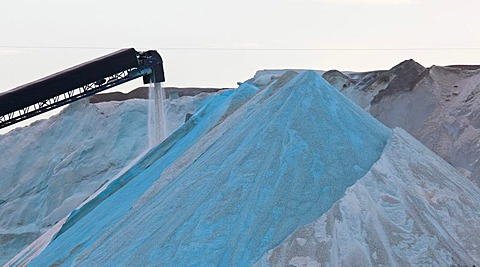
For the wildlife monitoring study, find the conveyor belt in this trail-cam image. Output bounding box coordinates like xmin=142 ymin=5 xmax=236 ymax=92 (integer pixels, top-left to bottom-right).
xmin=0 ymin=48 xmax=164 ymax=129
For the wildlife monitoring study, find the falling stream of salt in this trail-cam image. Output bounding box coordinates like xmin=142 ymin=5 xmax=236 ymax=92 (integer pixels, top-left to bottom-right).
xmin=148 ymin=80 xmax=166 ymax=147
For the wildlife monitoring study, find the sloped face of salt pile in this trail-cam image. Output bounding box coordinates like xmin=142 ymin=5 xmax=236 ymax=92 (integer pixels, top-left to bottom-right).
xmin=369 ymin=65 xmax=480 ymax=183
xmin=256 ymin=128 xmax=480 ymax=267
xmin=0 ymin=93 xmax=211 ymax=266
xmin=7 ymin=87 xmax=244 ymax=267
xmin=321 ymin=61 xmax=480 ymax=185
xmin=0 ymin=99 xmax=148 ymax=266
xmin=30 ymin=71 xmax=391 ymax=267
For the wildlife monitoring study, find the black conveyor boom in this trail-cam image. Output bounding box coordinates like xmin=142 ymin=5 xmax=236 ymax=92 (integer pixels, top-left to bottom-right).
xmin=0 ymin=48 xmax=165 ymax=129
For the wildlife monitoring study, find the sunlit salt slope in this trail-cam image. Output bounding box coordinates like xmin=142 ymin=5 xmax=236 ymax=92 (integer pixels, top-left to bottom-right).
xmin=27 ymin=71 xmax=391 ymax=266
xmin=256 ymin=128 xmax=480 ymax=266
xmin=0 ymin=94 xmax=209 ymax=266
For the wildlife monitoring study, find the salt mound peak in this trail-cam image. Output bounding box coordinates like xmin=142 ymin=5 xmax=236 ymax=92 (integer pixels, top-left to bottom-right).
xmin=371 ymin=59 xmax=426 ymax=104
xmin=28 ymin=71 xmax=391 ymax=266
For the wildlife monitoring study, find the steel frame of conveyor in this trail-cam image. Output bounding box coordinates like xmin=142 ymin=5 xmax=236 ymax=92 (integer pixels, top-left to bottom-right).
xmin=0 ymin=67 xmax=151 ymax=129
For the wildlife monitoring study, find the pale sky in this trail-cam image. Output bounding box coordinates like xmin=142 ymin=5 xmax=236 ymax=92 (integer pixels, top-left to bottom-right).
xmin=1 ymin=0 xmax=480 ymax=92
